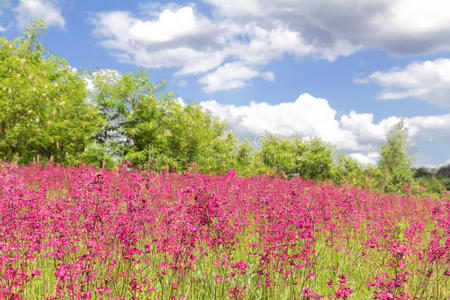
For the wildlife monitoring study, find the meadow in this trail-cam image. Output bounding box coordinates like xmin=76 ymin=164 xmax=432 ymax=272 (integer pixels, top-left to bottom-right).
xmin=0 ymin=162 xmax=448 ymax=299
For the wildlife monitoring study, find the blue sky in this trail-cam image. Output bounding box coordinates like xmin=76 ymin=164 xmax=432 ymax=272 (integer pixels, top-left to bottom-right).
xmin=1 ymin=0 xmax=450 ymax=167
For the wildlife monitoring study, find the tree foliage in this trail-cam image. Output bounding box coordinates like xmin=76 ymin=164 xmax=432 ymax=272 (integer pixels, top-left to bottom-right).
xmin=0 ymin=22 xmax=102 ymax=164
xmin=260 ymin=134 xmax=336 ymax=180
xmin=89 ymin=70 xmax=237 ymax=172
xmin=378 ymin=119 xmax=414 ymax=193
xmin=414 ymin=165 xmax=450 ymax=195
xmin=333 ymin=153 xmax=365 ymax=186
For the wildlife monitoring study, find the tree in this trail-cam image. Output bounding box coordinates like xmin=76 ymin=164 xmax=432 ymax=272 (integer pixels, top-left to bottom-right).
xmin=261 ymin=134 xmax=298 ymax=176
xmin=0 ymin=22 xmax=102 ymax=164
xmin=233 ymin=139 xmax=255 ymax=175
xmin=437 ymin=164 xmax=450 ymax=178
xmin=260 ymin=135 xmax=335 ymax=180
xmin=378 ymin=119 xmax=414 ymax=193
xmin=333 ymin=153 xmax=364 ymax=187
xmin=88 ymin=69 xmax=137 ymax=160
xmin=299 ymin=138 xmax=335 ymax=180
xmin=90 ymin=70 xmax=238 ymax=172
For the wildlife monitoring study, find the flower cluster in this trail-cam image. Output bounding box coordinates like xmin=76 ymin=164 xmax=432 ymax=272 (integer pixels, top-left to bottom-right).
xmin=0 ymin=162 xmax=447 ymax=299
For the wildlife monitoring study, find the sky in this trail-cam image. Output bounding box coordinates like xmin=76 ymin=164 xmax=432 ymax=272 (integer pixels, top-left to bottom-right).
xmin=1 ymin=0 xmax=450 ymax=167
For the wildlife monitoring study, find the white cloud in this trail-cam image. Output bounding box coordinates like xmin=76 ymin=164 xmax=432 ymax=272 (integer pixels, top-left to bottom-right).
xmin=88 ymin=4 xmax=354 ymax=92
xmin=205 ymin=0 xmax=450 ymax=56
xmin=439 ymin=159 xmax=450 ymax=168
xmin=407 ymin=114 xmax=450 ymax=142
xmin=128 ymin=6 xmax=214 ymax=43
xmin=227 ymin=24 xmax=313 ymax=65
xmin=199 ymin=62 xmax=274 ymax=92
xmin=200 ymin=93 xmax=450 ymax=165
xmin=15 ymin=0 xmax=65 ymax=29
xmin=340 ymin=111 xmax=400 ymax=144
xmin=91 ymin=5 xmax=312 ymax=92
xmin=91 ymin=9 xmax=226 ymax=75
xmin=200 ymin=93 xmax=360 ymax=150
xmin=349 ymin=152 xmax=379 ymax=166
xmin=261 ymin=71 xmax=274 ymax=81
xmin=175 ymin=97 xmax=186 ymax=107
xmin=419 ymin=158 xmax=450 ymax=169
xmin=91 ymin=1 xmax=450 ymax=92
xmin=355 ymin=58 xmax=450 ymax=106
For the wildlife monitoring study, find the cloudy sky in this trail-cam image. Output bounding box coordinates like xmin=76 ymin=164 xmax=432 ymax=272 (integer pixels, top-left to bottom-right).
xmin=1 ymin=0 xmax=450 ymax=167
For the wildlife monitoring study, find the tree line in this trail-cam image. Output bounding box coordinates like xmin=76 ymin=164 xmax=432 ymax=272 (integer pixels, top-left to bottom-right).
xmin=1 ymin=23 xmax=448 ymax=196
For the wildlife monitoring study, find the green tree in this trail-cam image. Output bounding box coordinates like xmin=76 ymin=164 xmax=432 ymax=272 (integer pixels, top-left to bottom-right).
xmin=89 ymin=69 xmax=140 ymax=160
xmin=261 ymin=134 xmax=298 ymax=176
xmin=363 ymin=164 xmax=384 ymax=191
xmin=333 ymin=153 xmax=364 ymax=187
xmin=260 ymin=135 xmax=335 ymax=180
xmin=413 ymin=165 xmax=450 ymax=196
xmin=233 ymin=139 xmax=255 ymax=175
xmin=90 ymin=70 xmax=238 ymax=172
xmin=79 ymin=142 xmax=116 ymax=169
xmin=299 ymin=138 xmax=335 ymax=180
xmin=378 ymin=119 xmax=414 ymax=193
xmin=437 ymin=164 xmax=450 ymax=178
xmin=0 ymin=22 xmax=102 ymax=164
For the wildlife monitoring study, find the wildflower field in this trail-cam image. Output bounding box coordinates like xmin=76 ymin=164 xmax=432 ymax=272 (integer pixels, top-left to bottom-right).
xmin=0 ymin=163 xmax=448 ymax=299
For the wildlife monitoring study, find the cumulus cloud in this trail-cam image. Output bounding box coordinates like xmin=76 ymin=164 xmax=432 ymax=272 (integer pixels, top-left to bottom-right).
xmin=355 ymin=58 xmax=450 ymax=106
xmin=205 ymin=0 xmax=450 ymax=56
xmin=340 ymin=111 xmax=400 ymax=144
xmin=199 ymin=62 xmax=276 ymax=92
xmin=438 ymin=159 xmax=450 ymax=168
xmin=15 ymin=0 xmax=65 ymax=29
xmin=418 ymin=158 xmax=450 ymax=169
xmin=201 ymin=93 xmax=362 ymax=152
xmin=261 ymin=72 xmax=275 ymax=81
xmin=128 ymin=7 xmax=213 ymax=43
xmin=91 ymin=8 xmax=224 ymax=73
xmin=407 ymin=114 xmax=450 ymax=142
xmin=349 ymin=152 xmax=380 ymax=166
xmin=227 ymin=24 xmax=314 ymax=64
xmin=91 ymin=5 xmax=315 ymax=92
xmin=90 ymin=6 xmax=312 ymax=92
xmin=90 ymin=0 xmax=450 ymax=92
xmin=199 ymin=93 xmax=450 ymax=165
